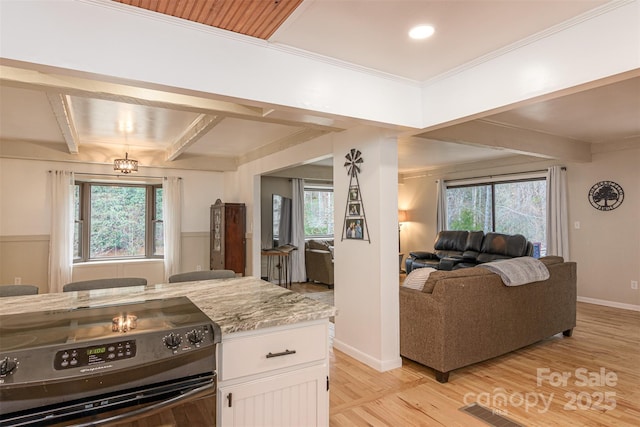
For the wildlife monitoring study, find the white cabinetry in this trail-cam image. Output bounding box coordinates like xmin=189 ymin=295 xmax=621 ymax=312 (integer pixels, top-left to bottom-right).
xmin=217 ymin=320 xmax=330 ymax=427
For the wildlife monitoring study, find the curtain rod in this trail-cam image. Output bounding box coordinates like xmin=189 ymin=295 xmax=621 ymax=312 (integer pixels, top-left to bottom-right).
xmin=442 ymin=167 xmax=565 ymax=183
xmin=49 ymin=171 xmax=181 ymax=180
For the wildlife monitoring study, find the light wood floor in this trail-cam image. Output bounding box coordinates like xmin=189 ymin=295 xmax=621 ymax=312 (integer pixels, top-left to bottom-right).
xmin=330 ymin=302 xmax=640 ymax=426
xmin=112 ymin=301 xmax=639 ymax=426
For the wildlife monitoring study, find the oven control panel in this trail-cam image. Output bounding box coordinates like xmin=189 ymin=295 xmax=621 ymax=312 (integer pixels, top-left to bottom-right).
xmin=54 ymin=340 xmax=137 ymax=370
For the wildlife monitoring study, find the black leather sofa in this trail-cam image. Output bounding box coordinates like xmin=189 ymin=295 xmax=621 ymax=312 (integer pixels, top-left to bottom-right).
xmin=405 ymin=230 xmax=533 ymax=273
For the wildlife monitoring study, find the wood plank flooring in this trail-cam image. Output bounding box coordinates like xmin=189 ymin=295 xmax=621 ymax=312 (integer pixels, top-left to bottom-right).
xmin=112 ymin=300 xmax=639 ymax=426
xmin=330 ymin=302 xmax=640 ymax=426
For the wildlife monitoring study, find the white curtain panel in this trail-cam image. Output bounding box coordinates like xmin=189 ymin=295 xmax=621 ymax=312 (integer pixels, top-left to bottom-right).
xmin=291 ymin=179 xmax=307 ymax=283
xmin=163 ymin=177 xmax=182 ymax=281
xmin=436 ymin=179 xmax=447 ymax=232
xmin=546 ymin=166 xmax=570 ymax=259
xmin=49 ymin=170 xmax=75 ymax=293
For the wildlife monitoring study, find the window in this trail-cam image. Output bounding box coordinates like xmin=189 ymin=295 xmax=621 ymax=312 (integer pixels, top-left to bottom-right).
xmin=304 ymin=186 xmax=334 ymax=238
xmin=74 ymin=182 xmax=163 ymax=262
xmin=446 ymin=176 xmax=546 ymax=254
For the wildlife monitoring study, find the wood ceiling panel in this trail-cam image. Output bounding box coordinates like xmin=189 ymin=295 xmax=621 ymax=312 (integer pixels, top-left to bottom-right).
xmin=114 ymin=0 xmax=303 ymax=39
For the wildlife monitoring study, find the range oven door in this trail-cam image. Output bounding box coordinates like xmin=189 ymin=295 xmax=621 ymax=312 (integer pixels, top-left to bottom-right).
xmin=1 ymin=349 xmax=216 ymax=426
xmin=1 ymin=373 xmax=215 ymax=427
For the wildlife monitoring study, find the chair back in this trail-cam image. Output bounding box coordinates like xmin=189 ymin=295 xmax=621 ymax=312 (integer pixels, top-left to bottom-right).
xmin=168 ymin=270 xmax=236 ymax=283
xmin=63 ymin=277 xmax=147 ymax=292
xmin=0 ymin=285 xmax=39 ymax=297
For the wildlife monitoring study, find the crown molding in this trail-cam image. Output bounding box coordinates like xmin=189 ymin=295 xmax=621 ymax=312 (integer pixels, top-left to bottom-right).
xmin=422 ymin=0 xmax=635 ymax=88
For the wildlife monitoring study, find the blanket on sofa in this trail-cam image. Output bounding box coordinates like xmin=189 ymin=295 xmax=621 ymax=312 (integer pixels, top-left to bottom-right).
xmin=479 ymin=256 xmax=549 ymax=286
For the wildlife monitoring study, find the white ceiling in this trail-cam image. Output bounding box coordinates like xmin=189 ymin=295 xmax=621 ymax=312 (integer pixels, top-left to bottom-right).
xmin=272 ymin=0 xmax=608 ymax=82
xmin=1 ymin=0 xmax=638 ymax=174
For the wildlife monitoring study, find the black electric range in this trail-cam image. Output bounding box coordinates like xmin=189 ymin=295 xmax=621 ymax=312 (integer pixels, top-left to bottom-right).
xmin=0 ymin=296 xmax=221 ymax=426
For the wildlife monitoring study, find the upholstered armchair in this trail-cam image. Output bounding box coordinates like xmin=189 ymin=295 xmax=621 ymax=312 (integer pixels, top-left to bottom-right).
xmin=305 ymin=239 xmax=334 ymax=287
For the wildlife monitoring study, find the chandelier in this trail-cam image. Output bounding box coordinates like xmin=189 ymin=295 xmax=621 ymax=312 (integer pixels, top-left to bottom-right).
xmin=113 ymin=152 xmax=138 ymax=174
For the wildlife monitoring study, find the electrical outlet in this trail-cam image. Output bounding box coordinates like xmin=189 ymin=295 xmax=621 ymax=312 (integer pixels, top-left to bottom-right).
xmin=632 ymin=281 xmax=638 ymax=290
xmin=196 ymin=265 xmax=202 ymax=271
xmin=14 ymin=277 xmax=21 ymax=285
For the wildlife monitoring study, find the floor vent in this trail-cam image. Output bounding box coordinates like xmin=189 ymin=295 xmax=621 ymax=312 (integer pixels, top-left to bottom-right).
xmin=459 ymin=403 xmax=523 ymax=427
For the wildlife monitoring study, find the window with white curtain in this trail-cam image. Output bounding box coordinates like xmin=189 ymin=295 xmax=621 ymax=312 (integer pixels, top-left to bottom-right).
xmin=74 ymin=182 xmax=163 ymax=262
xmin=303 ymin=185 xmax=334 ymax=238
xmin=446 ymin=174 xmax=547 ymax=255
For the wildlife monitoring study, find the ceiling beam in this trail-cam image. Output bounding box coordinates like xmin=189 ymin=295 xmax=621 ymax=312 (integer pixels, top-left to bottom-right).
xmin=0 ymin=65 xmax=346 ymax=133
xmin=46 ymin=93 xmax=79 ymax=154
xmin=238 ymin=128 xmax=332 ymax=165
xmin=417 ymin=119 xmax=592 ymax=163
xmin=166 ymin=114 xmax=223 ymax=161
xmin=0 ymin=65 xmax=264 ymax=118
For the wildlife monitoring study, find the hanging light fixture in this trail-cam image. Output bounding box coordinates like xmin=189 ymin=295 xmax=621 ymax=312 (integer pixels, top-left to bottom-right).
xmin=114 ymin=119 xmax=138 ymax=174
xmin=113 ymin=152 xmax=138 ymax=174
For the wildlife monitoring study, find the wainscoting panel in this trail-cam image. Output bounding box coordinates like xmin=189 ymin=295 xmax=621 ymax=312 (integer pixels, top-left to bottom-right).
xmin=0 ymin=235 xmax=49 ymax=293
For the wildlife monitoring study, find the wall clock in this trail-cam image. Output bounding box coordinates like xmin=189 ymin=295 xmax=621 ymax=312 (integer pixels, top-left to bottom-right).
xmin=588 ymin=181 xmax=624 ymax=211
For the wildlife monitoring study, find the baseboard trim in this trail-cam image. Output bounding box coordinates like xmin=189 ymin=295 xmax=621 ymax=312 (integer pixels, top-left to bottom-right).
xmin=578 ymin=296 xmax=640 ymax=312
xmin=332 ymin=338 xmax=402 ymax=372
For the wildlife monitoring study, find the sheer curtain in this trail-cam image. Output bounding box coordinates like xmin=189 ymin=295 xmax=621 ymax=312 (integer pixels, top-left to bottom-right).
xmin=163 ymin=177 xmax=182 ymax=281
xmin=49 ymin=170 xmax=75 ymax=293
xmin=436 ymin=179 xmax=447 ymax=232
xmin=546 ymin=166 xmax=570 ymax=259
xmin=291 ymin=178 xmax=306 ymax=283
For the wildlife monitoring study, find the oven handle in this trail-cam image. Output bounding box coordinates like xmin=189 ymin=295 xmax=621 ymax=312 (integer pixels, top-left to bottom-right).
xmin=69 ymin=381 xmax=215 ymax=427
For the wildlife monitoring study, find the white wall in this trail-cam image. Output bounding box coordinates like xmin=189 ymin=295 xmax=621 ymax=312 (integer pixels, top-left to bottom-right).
xmin=567 ymin=147 xmax=640 ymax=309
xmin=228 ymin=127 xmax=402 ymax=371
xmin=332 ymin=127 xmax=401 ymax=371
xmin=399 ymin=146 xmax=640 ymax=310
xmin=0 ymin=158 xmax=225 ymax=291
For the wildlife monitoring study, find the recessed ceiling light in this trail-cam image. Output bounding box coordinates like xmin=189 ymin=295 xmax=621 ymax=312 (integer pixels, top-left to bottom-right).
xmin=409 ymin=25 xmax=435 ymax=40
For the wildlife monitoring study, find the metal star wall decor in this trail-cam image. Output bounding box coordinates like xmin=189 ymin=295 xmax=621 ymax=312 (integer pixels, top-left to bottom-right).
xmin=342 ymin=149 xmax=370 ymax=243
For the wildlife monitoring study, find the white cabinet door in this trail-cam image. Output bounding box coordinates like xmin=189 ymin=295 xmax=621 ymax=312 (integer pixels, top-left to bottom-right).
xmin=219 ymin=365 xmax=328 ymax=427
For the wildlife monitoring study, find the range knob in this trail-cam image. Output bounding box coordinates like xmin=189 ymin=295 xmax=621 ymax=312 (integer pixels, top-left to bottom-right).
xmin=187 ymin=329 xmax=204 ymax=345
xmin=163 ymin=333 xmax=183 ymax=350
xmin=0 ymin=357 xmax=18 ymax=377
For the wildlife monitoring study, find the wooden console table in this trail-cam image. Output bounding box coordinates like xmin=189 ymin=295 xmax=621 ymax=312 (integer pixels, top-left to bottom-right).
xmin=262 ymin=246 xmax=296 ymax=288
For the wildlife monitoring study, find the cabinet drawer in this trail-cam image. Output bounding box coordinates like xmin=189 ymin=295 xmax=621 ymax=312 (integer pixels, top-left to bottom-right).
xmin=221 ymin=323 xmax=327 ymax=380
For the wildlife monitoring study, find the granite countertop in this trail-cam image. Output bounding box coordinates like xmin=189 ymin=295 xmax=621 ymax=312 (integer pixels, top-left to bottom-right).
xmin=0 ymin=277 xmax=336 ymax=335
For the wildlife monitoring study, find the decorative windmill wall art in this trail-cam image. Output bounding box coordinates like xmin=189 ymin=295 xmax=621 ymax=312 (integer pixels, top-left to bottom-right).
xmin=342 ymin=148 xmax=370 ymax=243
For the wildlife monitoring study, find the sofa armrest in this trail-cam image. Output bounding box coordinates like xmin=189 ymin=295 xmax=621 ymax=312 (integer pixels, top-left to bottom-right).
xmin=409 ymin=251 xmax=438 ymax=260
xmin=399 ymin=288 xmax=445 ymax=369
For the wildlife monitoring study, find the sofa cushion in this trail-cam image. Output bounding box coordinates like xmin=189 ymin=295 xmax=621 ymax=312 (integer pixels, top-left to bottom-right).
xmin=402 ymin=267 xmax=436 ymax=291
xmin=433 ymin=230 xmax=468 ymax=252
xmin=477 ymin=233 xmax=529 ymax=263
xmin=465 ymin=231 xmax=484 ymax=252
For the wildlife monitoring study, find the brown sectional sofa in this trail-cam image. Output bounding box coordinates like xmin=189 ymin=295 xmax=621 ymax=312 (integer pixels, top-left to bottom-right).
xmin=400 ymin=256 xmax=576 ymax=383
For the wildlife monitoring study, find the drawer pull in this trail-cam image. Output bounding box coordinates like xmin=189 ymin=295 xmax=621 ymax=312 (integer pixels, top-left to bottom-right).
xmin=266 ymin=349 xmax=296 ymax=359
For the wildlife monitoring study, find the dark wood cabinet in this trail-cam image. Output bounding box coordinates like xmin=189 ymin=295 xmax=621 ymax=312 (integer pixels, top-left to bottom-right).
xmin=210 ymin=199 xmax=246 ymax=275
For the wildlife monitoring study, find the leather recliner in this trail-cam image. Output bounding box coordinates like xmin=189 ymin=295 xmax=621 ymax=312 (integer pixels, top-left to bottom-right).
xmin=405 ymin=231 xmax=533 ymax=273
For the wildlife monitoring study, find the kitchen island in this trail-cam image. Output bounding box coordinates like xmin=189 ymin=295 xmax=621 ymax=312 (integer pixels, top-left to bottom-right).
xmin=0 ymin=277 xmax=336 ymax=426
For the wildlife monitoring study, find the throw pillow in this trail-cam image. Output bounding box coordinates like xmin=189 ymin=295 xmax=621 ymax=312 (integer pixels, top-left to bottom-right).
xmin=402 ymin=267 xmax=436 ymax=291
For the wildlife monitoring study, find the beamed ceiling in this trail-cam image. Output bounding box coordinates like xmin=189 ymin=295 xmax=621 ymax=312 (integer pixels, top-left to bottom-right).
xmin=1 ymin=0 xmax=638 ymax=174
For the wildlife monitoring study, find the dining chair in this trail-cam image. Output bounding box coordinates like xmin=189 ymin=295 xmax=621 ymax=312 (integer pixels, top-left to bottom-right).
xmin=168 ymin=270 xmax=236 ymax=283
xmin=63 ymin=277 xmax=147 ymax=292
xmin=0 ymin=284 xmax=40 ymax=297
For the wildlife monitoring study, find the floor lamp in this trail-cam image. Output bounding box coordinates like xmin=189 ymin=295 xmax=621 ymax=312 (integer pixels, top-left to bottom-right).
xmin=398 ymin=210 xmax=407 ymax=272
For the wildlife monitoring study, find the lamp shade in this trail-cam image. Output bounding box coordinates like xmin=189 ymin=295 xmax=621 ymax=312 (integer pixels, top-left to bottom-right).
xmin=113 ymin=152 xmax=138 ymax=174
xmin=398 ymin=210 xmax=408 ymax=223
